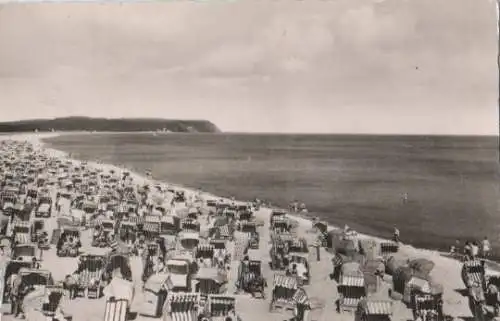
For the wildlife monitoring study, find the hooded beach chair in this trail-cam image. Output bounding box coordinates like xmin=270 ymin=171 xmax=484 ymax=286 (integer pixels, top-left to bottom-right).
xmin=196 ymin=244 xmax=215 ymax=261
xmin=104 ymin=298 xmax=129 ymax=321
xmin=270 ymin=274 xmax=298 ymax=312
xmin=164 ymin=292 xmax=200 ymax=321
xmin=206 ymin=295 xmax=236 ymax=318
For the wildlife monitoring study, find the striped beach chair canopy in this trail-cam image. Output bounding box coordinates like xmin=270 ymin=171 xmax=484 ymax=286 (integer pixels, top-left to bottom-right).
xmin=209 ymin=240 xmax=226 ymax=250
xmin=359 ymin=300 xmax=393 ymax=315
xmin=273 ymin=274 xmax=298 ymax=290
xmin=20 ymin=268 xmax=53 ymax=287
xmin=271 ymin=231 xmax=294 ymax=243
xmin=161 ymin=215 xmax=176 ymax=224
xmin=120 ymin=220 xmax=137 ymax=228
xmin=379 ymin=241 xmax=399 ymax=255
xmin=292 ymin=287 xmax=310 ymax=306
xmin=339 ymin=275 xmax=365 ymax=287
xmin=117 ymin=204 xmax=128 ymax=214
xmin=196 ymin=244 xmax=215 ymax=259
xmin=217 ymin=225 xmax=231 ymax=238
xmin=240 ymin=221 xmax=257 ymax=233
xmin=12 ymin=223 xmax=30 ymax=242
xmin=342 ymin=298 xmax=362 ymax=310
xmin=145 ymin=215 xmax=161 ymax=223
xmin=271 ymin=215 xmax=288 ymax=226
xmin=104 ymin=298 xmax=128 ymax=321
xmin=272 ymin=274 xmax=298 ymax=307
xmin=405 ymin=276 xmax=431 ymax=293
xmin=413 ymin=294 xmax=439 ymax=311
xmin=344 ymin=230 xmax=358 ymax=241
xmin=128 ymin=216 xmax=144 ymax=225
xmin=143 ymin=221 xmax=160 ymax=234
xmin=181 ymin=218 xmax=200 ymax=232
xmin=37 ymin=203 xmax=51 ymax=213
xmin=78 ymin=259 xmax=105 ymax=288
xmin=98 ymin=219 xmax=115 ymax=231
xmin=179 ymin=231 xmax=200 ymax=241
xmin=463 ymin=259 xmax=484 ymax=272
xmin=462 ymin=260 xmax=484 ymax=285
xmin=271 ymin=209 xmax=287 ymax=217
xmin=13 ymin=220 xmax=30 ymax=229
xmin=166 ymin=292 xmax=200 ymax=311
xmin=1 ymin=191 xmax=17 ymax=201
xmin=207 ymin=295 xmax=236 ymax=317
xmin=289 ymin=238 xmax=308 ymax=252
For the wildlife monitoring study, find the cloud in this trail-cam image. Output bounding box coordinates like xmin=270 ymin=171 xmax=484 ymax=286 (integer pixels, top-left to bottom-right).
xmin=0 ymin=0 xmax=497 ymax=134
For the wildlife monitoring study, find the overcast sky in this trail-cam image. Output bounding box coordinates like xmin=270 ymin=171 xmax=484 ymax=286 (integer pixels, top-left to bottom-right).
xmin=0 ymin=0 xmax=497 ymax=134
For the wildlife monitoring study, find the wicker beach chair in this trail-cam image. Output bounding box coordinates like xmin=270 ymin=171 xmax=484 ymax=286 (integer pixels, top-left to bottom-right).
xmin=206 ymin=295 xmax=236 ymax=319
xmin=163 ymin=292 xmax=200 ymax=321
xmin=104 ymin=298 xmax=129 ymax=321
xmin=270 ymin=274 xmax=298 ymax=312
xmin=196 ymin=244 xmax=215 ymax=261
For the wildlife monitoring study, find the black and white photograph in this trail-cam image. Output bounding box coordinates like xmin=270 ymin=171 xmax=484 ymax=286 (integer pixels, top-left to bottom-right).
xmin=0 ymin=0 xmax=498 ymax=321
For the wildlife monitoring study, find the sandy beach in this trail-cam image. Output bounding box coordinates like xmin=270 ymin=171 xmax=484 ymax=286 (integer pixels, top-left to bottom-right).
xmin=0 ymin=132 xmax=488 ymax=321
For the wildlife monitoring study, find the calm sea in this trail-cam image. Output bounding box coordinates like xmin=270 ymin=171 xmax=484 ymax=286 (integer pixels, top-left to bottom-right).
xmin=44 ymin=133 xmax=500 ymax=255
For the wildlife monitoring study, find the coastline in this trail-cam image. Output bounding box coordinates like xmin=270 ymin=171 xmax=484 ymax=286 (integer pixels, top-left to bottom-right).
xmin=35 ymin=132 xmax=500 ymax=268
xmin=4 ymin=131 xmax=492 ymax=320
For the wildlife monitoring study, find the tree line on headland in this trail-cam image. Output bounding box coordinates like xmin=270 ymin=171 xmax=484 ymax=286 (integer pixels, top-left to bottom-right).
xmin=0 ymin=117 xmax=222 ymax=133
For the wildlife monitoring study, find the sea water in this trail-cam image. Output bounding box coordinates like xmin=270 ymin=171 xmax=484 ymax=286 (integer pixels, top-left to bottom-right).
xmin=45 ymin=133 xmax=500 ymax=257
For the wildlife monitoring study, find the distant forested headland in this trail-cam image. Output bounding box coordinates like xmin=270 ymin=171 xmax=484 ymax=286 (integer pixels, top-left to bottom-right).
xmin=0 ymin=117 xmax=221 ymax=133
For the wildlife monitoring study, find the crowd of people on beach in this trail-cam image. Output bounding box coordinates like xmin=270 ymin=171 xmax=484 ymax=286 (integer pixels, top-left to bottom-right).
xmin=0 ymin=136 xmax=498 ymax=321
xmin=449 ymin=237 xmax=492 ymax=260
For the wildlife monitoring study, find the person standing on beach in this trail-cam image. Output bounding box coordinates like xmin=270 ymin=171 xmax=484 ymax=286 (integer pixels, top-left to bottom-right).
xmin=393 ymin=226 xmax=400 ymax=243
xmin=471 ymin=241 xmax=479 ymax=259
xmin=452 ymin=240 xmax=461 ymax=257
xmin=482 ymin=237 xmax=491 ymax=258
xmin=464 ymin=241 xmax=472 ymax=260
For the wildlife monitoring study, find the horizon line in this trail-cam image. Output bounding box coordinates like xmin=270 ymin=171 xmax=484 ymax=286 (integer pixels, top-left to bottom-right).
xmin=0 ymin=116 xmax=497 ymax=137
xmin=11 ymin=130 xmax=499 ymax=137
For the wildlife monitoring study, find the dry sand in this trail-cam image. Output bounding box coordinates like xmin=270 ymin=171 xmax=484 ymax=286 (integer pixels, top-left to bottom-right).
xmin=0 ymin=132 xmax=476 ymax=321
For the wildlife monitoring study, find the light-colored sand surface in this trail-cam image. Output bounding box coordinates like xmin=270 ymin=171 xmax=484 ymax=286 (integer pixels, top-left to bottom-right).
xmin=0 ymin=132 xmax=479 ymax=321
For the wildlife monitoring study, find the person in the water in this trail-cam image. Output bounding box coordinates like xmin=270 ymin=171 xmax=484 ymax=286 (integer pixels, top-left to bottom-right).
xmin=401 ymin=192 xmax=408 ymax=203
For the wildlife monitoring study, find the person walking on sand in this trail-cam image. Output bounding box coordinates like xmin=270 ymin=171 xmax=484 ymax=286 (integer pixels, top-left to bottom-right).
xmin=393 ymin=226 xmax=400 ymax=243
xmin=451 ymin=240 xmax=461 ymax=257
xmin=464 ymin=241 xmax=472 ymax=260
xmin=8 ymin=272 xmax=21 ymax=315
xmin=11 ymin=273 xmax=29 ymax=319
xmin=471 ymin=241 xmax=480 ymax=259
xmin=482 ymin=237 xmax=491 ymax=259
